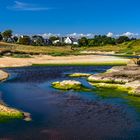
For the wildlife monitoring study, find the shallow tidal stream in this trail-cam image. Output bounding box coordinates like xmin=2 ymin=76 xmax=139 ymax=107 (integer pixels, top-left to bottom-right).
xmin=0 ymin=66 xmax=140 ymax=140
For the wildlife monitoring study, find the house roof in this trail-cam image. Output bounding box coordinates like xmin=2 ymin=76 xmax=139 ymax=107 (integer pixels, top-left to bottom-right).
xmin=69 ymin=37 xmax=78 ymax=42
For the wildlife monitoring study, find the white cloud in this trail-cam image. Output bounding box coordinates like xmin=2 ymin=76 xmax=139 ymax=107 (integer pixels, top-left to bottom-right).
xmin=107 ymin=32 xmax=113 ymax=37
xmin=122 ymin=32 xmax=139 ymax=38
xmin=39 ymin=33 xmax=95 ymax=39
xmin=7 ymin=1 xmax=50 ymax=11
xmin=115 ymin=32 xmax=139 ymax=38
xmin=40 ymin=33 xmax=60 ymax=39
xmin=67 ymin=33 xmax=94 ymax=38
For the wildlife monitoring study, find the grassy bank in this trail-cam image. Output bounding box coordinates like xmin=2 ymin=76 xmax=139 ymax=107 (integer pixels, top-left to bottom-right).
xmin=32 ymin=61 xmax=128 ymax=67
xmin=0 ymin=40 xmax=140 ymax=56
xmin=0 ymin=42 xmax=76 ymax=56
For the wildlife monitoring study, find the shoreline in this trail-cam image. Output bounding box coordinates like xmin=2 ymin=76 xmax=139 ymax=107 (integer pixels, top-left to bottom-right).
xmin=0 ymin=70 xmax=31 ymax=122
xmin=0 ymin=70 xmax=24 ymax=122
xmin=0 ymin=54 xmax=130 ymax=122
xmin=0 ymin=55 xmax=129 ymax=68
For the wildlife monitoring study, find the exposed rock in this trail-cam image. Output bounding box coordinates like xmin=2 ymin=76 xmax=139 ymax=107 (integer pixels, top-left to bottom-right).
xmin=52 ymin=80 xmax=83 ymax=90
xmin=88 ymin=66 xmax=140 ymax=96
xmin=0 ymin=104 xmax=23 ymax=121
xmin=23 ymin=112 xmax=32 ymax=122
xmin=0 ymin=70 xmax=9 ymax=81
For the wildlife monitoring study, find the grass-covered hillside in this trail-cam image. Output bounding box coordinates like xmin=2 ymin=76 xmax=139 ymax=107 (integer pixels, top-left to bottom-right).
xmin=0 ymin=40 xmax=140 ymax=57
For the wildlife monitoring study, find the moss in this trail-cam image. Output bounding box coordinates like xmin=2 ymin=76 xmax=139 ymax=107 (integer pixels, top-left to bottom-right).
xmin=69 ymin=73 xmax=91 ymax=78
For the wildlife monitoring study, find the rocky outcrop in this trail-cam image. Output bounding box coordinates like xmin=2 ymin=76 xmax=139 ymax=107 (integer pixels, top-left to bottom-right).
xmin=0 ymin=104 xmax=23 ymax=122
xmin=52 ymin=80 xmax=84 ymax=90
xmin=88 ymin=66 xmax=140 ymax=96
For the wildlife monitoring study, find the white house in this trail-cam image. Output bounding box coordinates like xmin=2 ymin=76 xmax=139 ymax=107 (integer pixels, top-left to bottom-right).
xmin=64 ymin=37 xmax=78 ymax=45
xmin=64 ymin=37 xmax=73 ymax=44
xmin=53 ymin=40 xmax=60 ymax=44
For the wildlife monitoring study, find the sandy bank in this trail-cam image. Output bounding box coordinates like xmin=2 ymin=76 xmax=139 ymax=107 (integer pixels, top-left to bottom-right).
xmin=0 ymin=55 xmax=129 ymax=67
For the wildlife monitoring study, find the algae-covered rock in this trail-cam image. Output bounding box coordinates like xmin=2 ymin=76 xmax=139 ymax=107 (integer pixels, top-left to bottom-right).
xmin=69 ymin=73 xmax=91 ymax=78
xmin=89 ymin=82 xmax=133 ymax=92
xmin=88 ymin=75 xmax=127 ymax=84
xmin=0 ymin=104 xmax=23 ymax=122
xmin=88 ymin=66 xmax=140 ymax=96
xmin=52 ymin=80 xmax=83 ymax=90
xmin=125 ymin=81 xmax=140 ymax=96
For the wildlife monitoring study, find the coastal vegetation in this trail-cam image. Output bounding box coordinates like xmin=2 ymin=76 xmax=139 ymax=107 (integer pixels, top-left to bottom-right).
xmin=0 ymin=40 xmax=140 ymax=57
xmin=0 ymin=29 xmax=140 ymax=56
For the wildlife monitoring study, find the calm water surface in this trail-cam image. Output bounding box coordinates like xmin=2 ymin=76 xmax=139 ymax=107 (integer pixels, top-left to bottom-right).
xmin=0 ymin=66 xmax=140 ymax=140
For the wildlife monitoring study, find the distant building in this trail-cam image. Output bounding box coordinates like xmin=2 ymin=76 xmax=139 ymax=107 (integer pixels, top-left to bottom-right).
xmin=53 ymin=40 xmax=60 ymax=44
xmin=64 ymin=37 xmax=78 ymax=45
xmin=44 ymin=39 xmax=52 ymax=45
xmin=5 ymin=37 xmax=15 ymax=43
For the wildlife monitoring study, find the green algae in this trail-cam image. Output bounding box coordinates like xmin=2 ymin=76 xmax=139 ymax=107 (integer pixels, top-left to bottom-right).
xmin=69 ymin=73 xmax=91 ymax=78
xmin=89 ymin=82 xmax=137 ymax=95
xmin=94 ymin=88 xmax=140 ymax=113
xmin=88 ymin=78 xmax=126 ymax=84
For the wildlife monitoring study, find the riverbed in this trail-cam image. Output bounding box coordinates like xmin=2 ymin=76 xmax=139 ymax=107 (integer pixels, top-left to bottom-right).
xmin=0 ymin=66 xmax=140 ymax=140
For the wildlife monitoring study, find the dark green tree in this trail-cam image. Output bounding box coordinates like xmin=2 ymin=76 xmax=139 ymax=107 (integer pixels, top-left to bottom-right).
xmin=88 ymin=39 xmax=95 ymax=46
xmin=13 ymin=36 xmax=18 ymax=42
xmin=116 ymin=36 xmax=130 ymax=44
xmin=49 ymin=36 xmax=59 ymax=42
xmin=78 ymin=37 xmax=88 ymax=46
xmin=32 ymin=35 xmax=45 ymax=46
xmin=0 ymin=33 xmax=3 ymax=41
xmin=2 ymin=30 xmax=13 ymax=39
xmin=18 ymin=36 xmax=31 ymax=45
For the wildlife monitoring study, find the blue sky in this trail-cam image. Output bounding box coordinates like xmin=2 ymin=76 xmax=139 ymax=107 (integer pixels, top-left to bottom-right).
xmin=1 ymin=0 xmax=140 ymax=36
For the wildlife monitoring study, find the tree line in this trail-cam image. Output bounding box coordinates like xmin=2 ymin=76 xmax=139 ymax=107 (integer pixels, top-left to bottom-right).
xmin=78 ymin=35 xmax=136 ymax=47
xmin=0 ymin=29 xmax=137 ymax=47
